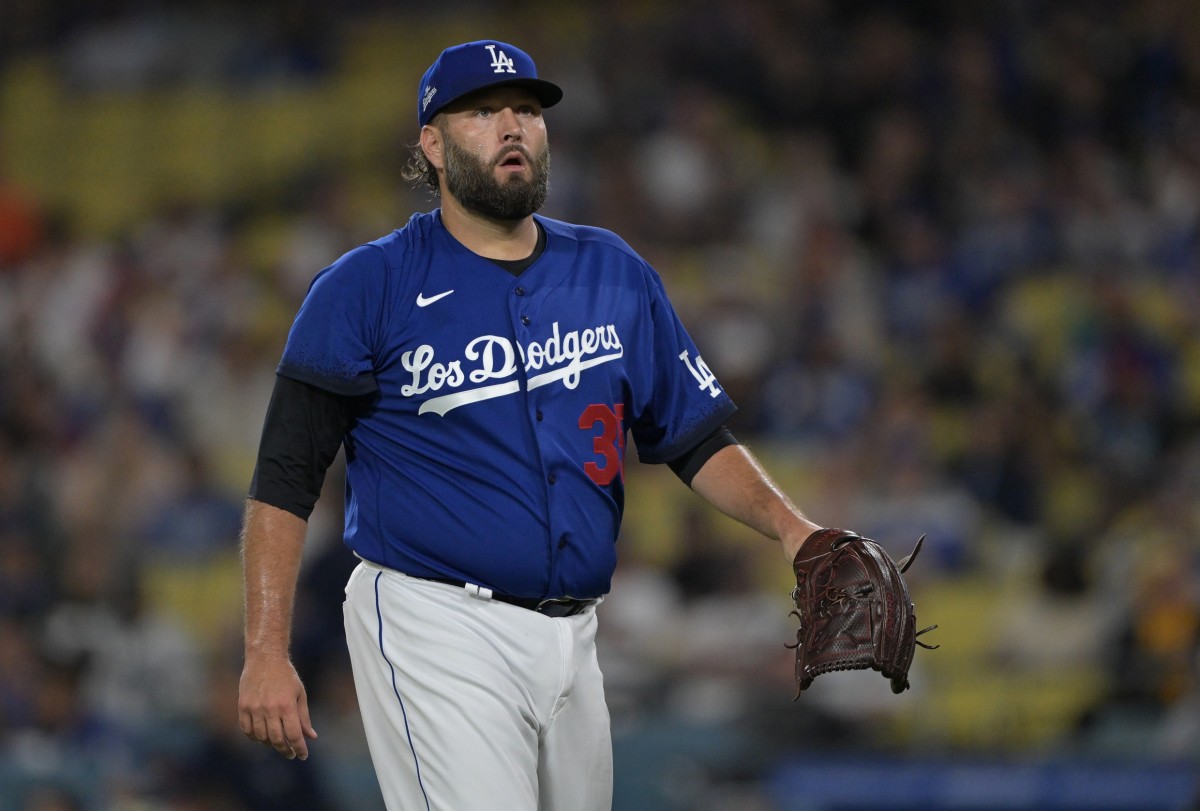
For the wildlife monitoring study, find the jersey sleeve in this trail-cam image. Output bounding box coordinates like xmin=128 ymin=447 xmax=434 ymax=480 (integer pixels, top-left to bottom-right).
xmin=629 ymin=269 xmax=737 ymax=464
xmin=276 ymin=244 xmax=388 ymax=396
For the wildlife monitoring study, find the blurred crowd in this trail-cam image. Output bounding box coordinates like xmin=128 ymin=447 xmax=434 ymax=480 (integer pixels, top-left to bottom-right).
xmin=3 ymin=1 xmax=1200 ymax=809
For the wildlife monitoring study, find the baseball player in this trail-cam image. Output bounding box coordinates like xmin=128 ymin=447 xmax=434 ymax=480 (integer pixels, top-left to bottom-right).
xmin=238 ymin=40 xmax=824 ymax=811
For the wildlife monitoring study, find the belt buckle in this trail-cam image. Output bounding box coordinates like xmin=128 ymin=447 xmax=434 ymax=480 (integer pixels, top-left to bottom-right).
xmin=535 ymin=596 xmax=588 ymax=617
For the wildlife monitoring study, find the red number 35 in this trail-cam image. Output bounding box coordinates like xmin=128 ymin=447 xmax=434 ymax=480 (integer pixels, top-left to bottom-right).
xmin=579 ymin=403 xmax=625 ymax=486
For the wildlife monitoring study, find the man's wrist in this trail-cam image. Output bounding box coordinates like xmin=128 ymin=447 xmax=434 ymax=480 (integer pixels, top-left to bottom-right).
xmin=244 ymin=638 xmax=292 ymax=660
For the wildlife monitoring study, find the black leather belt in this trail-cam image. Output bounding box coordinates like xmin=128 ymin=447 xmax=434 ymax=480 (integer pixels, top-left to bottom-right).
xmin=354 ymin=555 xmax=599 ymax=618
xmin=425 ymin=576 xmax=597 ymax=618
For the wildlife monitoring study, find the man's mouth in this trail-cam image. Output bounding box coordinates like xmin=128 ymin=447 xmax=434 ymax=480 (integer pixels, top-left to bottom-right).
xmin=496 ymin=150 xmax=529 ymax=170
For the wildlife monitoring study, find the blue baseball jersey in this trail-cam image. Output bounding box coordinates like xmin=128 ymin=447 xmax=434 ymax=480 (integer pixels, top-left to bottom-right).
xmin=277 ymin=210 xmax=736 ymax=599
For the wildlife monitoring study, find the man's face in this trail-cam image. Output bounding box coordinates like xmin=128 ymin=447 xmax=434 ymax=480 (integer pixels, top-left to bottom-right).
xmin=435 ymin=87 xmax=551 ymax=220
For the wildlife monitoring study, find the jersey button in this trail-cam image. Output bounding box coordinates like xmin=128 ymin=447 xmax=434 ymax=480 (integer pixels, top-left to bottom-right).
xmin=547 ymin=473 xmax=557 ymax=484
xmin=521 ymin=314 xmax=531 ymax=325
xmin=536 ymin=410 xmax=544 ymax=422
xmin=515 ymin=286 xmax=526 ymax=296
xmin=558 ymin=534 xmax=569 ymax=549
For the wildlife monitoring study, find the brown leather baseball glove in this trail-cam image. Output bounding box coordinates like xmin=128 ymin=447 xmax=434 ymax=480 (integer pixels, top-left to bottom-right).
xmin=787 ymin=528 xmax=937 ymax=696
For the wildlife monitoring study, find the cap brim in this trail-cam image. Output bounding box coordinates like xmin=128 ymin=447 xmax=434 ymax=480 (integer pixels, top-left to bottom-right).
xmin=431 ymin=78 xmax=563 ymax=120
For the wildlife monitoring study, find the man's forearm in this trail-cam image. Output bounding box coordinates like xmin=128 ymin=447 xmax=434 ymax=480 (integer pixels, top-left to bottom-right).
xmin=688 ymin=444 xmax=821 ymax=559
xmin=241 ymin=498 xmax=309 ymax=658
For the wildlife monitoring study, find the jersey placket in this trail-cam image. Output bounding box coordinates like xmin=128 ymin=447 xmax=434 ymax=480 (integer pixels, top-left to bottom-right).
xmin=509 ymin=278 xmax=569 ymax=596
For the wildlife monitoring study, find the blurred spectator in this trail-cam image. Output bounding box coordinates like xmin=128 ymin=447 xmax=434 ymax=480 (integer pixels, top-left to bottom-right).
xmin=851 ymin=384 xmax=982 ymax=572
xmin=596 ymin=536 xmax=686 ymax=728
xmin=3 ymin=651 xmax=123 ymax=806
xmin=0 ymin=528 xmax=56 ymax=619
xmin=993 ymin=540 xmax=1118 ymax=672
xmin=136 ymin=444 xmax=243 ymax=562
xmin=0 ymin=617 xmax=40 ymax=737
xmin=1110 ymin=544 xmax=1200 ymax=711
xmin=0 ymin=160 xmax=44 ymax=268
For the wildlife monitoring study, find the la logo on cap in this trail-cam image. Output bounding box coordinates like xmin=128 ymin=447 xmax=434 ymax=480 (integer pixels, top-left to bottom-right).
xmin=416 ymin=39 xmax=562 ymax=126
xmin=485 ymin=44 xmax=516 ymax=74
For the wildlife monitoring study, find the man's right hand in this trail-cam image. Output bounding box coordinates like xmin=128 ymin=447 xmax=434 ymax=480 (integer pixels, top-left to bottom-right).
xmin=238 ymin=654 xmax=319 ymax=760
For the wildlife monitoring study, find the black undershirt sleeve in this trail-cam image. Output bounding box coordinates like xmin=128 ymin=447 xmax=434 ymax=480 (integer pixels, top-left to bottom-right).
xmin=249 ymin=374 xmax=356 ymax=520
xmin=666 ymin=425 xmax=741 ymax=487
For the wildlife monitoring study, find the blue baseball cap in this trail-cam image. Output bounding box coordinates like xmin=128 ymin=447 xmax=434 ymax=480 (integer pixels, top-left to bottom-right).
xmin=417 ymin=40 xmax=563 ymax=127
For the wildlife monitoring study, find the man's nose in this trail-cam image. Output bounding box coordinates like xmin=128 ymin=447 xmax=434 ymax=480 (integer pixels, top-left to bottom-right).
xmin=497 ymin=108 xmax=522 ymax=141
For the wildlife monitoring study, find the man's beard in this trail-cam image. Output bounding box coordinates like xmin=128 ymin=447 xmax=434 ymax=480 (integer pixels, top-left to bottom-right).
xmin=442 ymin=136 xmax=550 ymax=221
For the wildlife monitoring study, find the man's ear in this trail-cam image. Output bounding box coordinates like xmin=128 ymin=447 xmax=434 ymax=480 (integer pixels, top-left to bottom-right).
xmin=420 ymin=124 xmax=444 ymax=171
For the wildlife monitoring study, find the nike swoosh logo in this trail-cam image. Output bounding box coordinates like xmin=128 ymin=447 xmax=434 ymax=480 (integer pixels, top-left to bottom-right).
xmin=416 ymin=289 xmax=454 ymax=307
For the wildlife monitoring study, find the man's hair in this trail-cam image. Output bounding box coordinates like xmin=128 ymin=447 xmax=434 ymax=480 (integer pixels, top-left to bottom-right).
xmin=402 ymin=138 xmax=440 ymax=195
xmin=402 ymin=115 xmax=444 ymax=195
